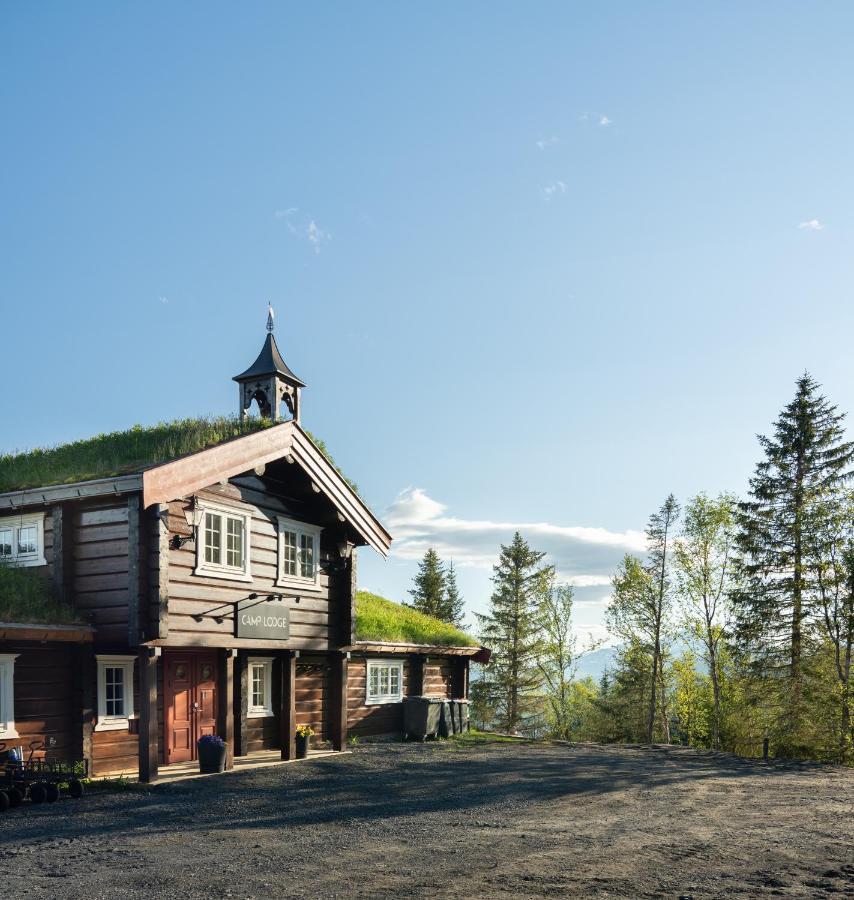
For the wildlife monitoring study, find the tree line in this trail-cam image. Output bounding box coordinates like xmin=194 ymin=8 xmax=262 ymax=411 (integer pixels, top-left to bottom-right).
xmin=462 ymin=374 xmax=854 ymax=764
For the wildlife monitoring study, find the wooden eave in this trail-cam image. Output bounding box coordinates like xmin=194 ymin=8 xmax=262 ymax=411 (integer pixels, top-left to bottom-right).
xmin=346 ymin=640 xmax=488 ymax=660
xmin=0 ymin=621 xmax=96 ymax=643
xmin=141 ymin=421 xmax=392 ymax=557
xmin=0 ymin=474 xmax=142 ymax=511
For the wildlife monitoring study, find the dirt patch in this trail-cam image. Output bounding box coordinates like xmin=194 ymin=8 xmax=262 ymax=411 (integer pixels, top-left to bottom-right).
xmin=3 ymin=741 xmax=853 ymax=898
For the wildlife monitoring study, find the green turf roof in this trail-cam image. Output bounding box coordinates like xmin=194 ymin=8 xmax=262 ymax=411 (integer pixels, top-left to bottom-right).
xmin=0 ymin=416 xmax=357 ymax=494
xmin=0 ymin=564 xmax=86 ymax=626
xmin=354 ymin=590 xmax=477 ymax=647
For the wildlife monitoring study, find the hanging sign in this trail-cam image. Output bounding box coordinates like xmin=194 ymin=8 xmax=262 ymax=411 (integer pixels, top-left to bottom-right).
xmin=235 ymin=600 xmax=290 ymax=640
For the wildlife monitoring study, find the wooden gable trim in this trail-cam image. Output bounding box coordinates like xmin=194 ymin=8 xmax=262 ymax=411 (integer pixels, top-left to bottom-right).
xmin=291 ymin=426 xmax=392 ymax=557
xmin=141 ymin=423 xmax=295 ymax=509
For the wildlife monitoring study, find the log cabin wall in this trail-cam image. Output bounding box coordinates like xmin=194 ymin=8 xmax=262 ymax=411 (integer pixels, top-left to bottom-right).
xmin=90 ymin=662 xmax=144 ymax=776
xmin=296 ymin=656 xmax=332 ymax=744
xmin=164 ymin=479 xmax=346 ymax=651
xmin=347 ymin=657 xmax=412 ymax=737
xmin=424 ymin=659 xmax=454 ymax=698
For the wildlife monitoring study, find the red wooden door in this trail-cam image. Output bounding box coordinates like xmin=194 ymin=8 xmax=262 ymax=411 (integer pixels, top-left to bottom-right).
xmin=164 ymin=653 xmax=218 ymax=764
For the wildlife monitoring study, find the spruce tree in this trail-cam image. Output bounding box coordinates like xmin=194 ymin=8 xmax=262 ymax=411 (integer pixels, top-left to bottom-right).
xmin=475 ymin=532 xmax=552 ymax=733
xmin=734 ymin=373 xmax=854 ymax=752
xmin=443 ymin=560 xmax=465 ymax=628
xmin=408 ymin=548 xmax=446 ymax=619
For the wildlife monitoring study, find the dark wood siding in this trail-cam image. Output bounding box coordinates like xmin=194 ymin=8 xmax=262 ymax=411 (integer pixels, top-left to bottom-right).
xmin=90 ymin=660 xmax=141 ymax=776
xmin=424 ymin=659 xmax=453 ymax=698
xmin=347 ymin=657 xmax=411 ymax=737
xmin=296 ymin=657 xmax=331 ymax=744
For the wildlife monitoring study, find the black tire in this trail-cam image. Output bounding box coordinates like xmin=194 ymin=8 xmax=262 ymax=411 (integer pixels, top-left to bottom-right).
xmin=0 ymin=791 xmax=9 ymax=812
xmin=29 ymin=782 xmax=47 ymax=804
xmin=68 ymin=779 xmax=84 ymax=800
xmin=45 ymin=783 xmax=60 ymax=803
xmin=8 ymin=787 xmax=23 ymax=807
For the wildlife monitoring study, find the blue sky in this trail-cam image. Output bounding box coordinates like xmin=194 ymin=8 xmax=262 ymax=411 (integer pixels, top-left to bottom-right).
xmin=3 ymin=3 xmax=854 ymax=643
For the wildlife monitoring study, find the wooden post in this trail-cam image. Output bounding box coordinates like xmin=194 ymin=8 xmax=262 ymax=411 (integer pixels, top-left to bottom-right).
xmin=51 ymin=503 xmax=72 ymax=607
xmin=138 ymin=647 xmax=159 ymax=783
xmin=218 ymin=649 xmax=235 ymax=770
xmin=127 ymin=495 xmax=141 ymax=646
xmin=78 ymin=644 xmax=95 ymax=774
xmin=280 ymin=650 xmax=297 ymax=760
xmin=409 ymin=654 xmax=426 ymax=697
xmin=235 ymin=653 xmax=249 ymax=757
xmin=148 ymin=504 xmax=170 ymax=641
xmin=331 ymin=651 xmax=350 ymax=751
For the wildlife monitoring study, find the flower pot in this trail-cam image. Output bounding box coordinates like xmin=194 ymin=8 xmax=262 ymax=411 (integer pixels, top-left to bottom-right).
xmin=198 ymin=741 xmax=227 ymax=774
xmin=296 ymin=733 xmax=311 ymax=759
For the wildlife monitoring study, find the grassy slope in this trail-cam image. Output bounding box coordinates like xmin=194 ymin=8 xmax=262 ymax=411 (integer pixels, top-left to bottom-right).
xmin=0 ymin=564 xmax=85 ymax=625
xmin=355 ymin=590 xmax=477 ymax=647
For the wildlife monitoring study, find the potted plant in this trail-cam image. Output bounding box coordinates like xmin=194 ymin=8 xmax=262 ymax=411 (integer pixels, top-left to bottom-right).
xmin=197 ymin=734 xmax=227 ymax=773
xmin=295 ymin=724 xmax=314 ymax=759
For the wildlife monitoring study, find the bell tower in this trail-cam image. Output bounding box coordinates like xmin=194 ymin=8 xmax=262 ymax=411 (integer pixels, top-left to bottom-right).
xmin=233 ymin=306 xmax=306 ymax=423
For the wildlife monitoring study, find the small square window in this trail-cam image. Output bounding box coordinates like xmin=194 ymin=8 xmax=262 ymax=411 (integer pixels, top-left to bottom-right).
xmin=366 ymin=660 xmax=404 ymax=706
xmin=276 ymin=517 xmax=321 ymax=589
xmin=0 ymin=513 xmax=45 ymax=567
xmin=194 ymin=502 xmax=252 ymax=582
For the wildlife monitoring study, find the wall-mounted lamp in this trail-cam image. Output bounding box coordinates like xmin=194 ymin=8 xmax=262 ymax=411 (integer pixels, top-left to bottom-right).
xmin=171 ymin=497 xmax=205 ymax=550
xmin=323 ymin=540 xmax=355 ymax=573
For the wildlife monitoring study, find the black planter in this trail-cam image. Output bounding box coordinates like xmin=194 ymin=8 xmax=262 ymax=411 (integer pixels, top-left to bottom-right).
xmin=296 ymin=733 xmax=311 ymax=759
xmin=198 ymin=741 xmax=227 ymax=774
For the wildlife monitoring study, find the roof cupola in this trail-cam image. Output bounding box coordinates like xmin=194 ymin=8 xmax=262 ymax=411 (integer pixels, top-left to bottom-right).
xmin=233 ymin=305 xmax=306 ymax=423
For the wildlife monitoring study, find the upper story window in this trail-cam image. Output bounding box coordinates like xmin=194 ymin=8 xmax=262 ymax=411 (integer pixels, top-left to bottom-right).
xmin=366 ymin=659 xmax=404 ymax=706
xmin=95 ymin=655 xmax=136 ymax=732
xmin=276 ymin=516 xmax=321 ymax=590
xmin=0 ymin=512 xmax=46 ymax=567
xmin=194 ymin=500 xmax=253 ymax=582
xmin=0 ymin=654 xmax=19 ymax=739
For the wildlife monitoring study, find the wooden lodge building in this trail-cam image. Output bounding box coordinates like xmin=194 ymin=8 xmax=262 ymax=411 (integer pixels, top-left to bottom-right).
xmin=0 ymin=313 xmax=487 ymax=781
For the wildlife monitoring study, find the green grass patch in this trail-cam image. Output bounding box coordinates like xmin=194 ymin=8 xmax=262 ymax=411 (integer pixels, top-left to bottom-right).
xmin=355 ymin=590 xmax=477 ymax=647
xmin=451 ymin=729 xmax=529 ymax=745
xmin=0 ymin=563 xmax=85 ymax=625
xmin=0 ymin=416 xmax=272 ymax=493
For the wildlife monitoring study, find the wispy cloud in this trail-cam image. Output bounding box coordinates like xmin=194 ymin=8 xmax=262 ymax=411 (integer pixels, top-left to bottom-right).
xmin=798 ymin=218 xmax=824 ymax=231
xmin=542 ymin=180 xmax=567 ymax=199
xmin=386 ymin=488 xmax=645 ymax=585
xmin=275 ymin=207 xmax=331 ymax=253
xmin=599 ymin=115 xmax=612 ymax=127
xmin=274 ymin=207 xmax=299 ymax=219
xmin=306 ymin=219 xmax=330 ymax=254
xmin=536 ymin=136 xmax=559 ymax=150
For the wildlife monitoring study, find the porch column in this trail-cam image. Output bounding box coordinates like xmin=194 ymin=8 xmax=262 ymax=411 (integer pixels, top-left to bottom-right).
xmin=217 ymin=649 xmax=235 ymax=770
xmin=452 ymin=657 xmax=469 ymax=699
xmin=77 ymin=644 xmax=96 ymax=774
xmin=331 ymin=651 xmax=350 ymax=751
xmin=280 ymin=650 xmax=298 ymax=760
xmin=138 ymin=647 xmax=159 ymax=783
xmin=234 ymin=653 xmax=249 ymax=757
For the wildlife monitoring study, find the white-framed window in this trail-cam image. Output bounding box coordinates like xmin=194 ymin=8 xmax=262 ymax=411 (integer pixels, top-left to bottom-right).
xmin=276 ymin=516 xmax=321 ymax=590
xmin=0 ymin=512 xmax=46 ymax=567
xmin=95 ymin=655 xmax=136 ymax=731
xmin=366 ymin=659 xmax=404 ymax=706
xmin=194 ymin=500 xmax=253 ymax=582
xmin=0 ymin=654 xmax=19 ymax=739
xmin=247 ymin=657 xmax=274 ymax=718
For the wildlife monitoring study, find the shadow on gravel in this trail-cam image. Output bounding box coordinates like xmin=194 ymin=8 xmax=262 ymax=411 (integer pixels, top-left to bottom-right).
xmin=5 ymin=742 xmax=840 ymax=846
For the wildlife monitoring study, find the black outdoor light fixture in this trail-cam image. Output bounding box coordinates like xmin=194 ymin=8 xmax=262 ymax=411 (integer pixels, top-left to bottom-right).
xmin=323 ymin=539 xmax=355 ymax=573
xmin=171 ymin=497 xmax=205 ymax=550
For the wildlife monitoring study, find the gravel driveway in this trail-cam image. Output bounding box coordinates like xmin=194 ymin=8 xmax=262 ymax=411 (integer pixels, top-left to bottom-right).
xmin=5 ymin=739 xmax=853 ymax=898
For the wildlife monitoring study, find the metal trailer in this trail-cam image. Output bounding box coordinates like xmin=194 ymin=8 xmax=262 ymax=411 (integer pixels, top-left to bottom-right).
xmin=0 ymin=742 xmax=88 ymax=809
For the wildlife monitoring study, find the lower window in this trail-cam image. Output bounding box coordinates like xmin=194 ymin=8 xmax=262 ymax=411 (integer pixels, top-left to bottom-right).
xmin=0 ymin=654 xmax=19 ymax=739
xmin=96 ymin=655 xmax=136 ymax=731
xmin=247 ymin=657 xmax=274 ymax=718
xmin=366 ymin=659 xmax=404 ymax=705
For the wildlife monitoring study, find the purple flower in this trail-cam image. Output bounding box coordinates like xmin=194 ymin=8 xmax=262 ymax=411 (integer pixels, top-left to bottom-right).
xmin=198 ymin=734 xmax=226 ymax=749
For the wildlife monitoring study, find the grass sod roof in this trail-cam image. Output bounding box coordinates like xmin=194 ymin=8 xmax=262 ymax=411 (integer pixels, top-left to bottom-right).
xmin=0 ymin=563 xmax=86 ymax=626
xmin=354 ymin=590 xmax=478 ymax=648
xmin=0 ymin=416 xmax=357 ymax=494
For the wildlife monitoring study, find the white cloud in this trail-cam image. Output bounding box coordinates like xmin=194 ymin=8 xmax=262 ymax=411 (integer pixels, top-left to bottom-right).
xmin=542 ymin=180 xmax=567 ymax=199
xmin=276 ymin=208 xmax=331 ymax=253
xmin=536 ymin=136 xmax=559 ymax=150
xmin=386 ymin=487 xmax=645 ymax=585
xmin=306 ymin=219 xmax=330 ymax=254
xmin=599 ymin=115 xmax=612 ymax=127
xmin=798 ymin=218 xmax=824 ymax=231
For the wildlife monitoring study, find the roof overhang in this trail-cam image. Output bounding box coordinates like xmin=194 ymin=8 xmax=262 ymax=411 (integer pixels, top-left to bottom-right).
xmin=346 ymin=641 xmax=490 ymax=661
xmin=0 ymin=621 xmax=96 ymax=643
xmin=141 ymin=421 xmax=392 ymax=557
xmin=0 ymin=474 xmax=142 ymax=511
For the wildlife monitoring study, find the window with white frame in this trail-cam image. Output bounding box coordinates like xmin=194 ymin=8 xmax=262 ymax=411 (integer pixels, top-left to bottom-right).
xmin=0 ymin=512 xmax=46 ymax=567
xmin=95 ymin=655 xmax=135 ymax=731
xmin=247 ymin=657 xmax=274 ymax=718
xmin=276 ymin=516 xmax=321 ymax=589
xmin=0 ymin=654 xmax=19 ymax=739
xmin=194 ymin=501 xmax=252 ymax=582
xmin=366 ymin=659 xmax=404 ymax=706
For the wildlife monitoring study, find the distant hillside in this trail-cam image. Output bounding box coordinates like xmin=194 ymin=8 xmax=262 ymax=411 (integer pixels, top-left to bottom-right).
xmin=574 ymin=646 xmax=619 ymax=682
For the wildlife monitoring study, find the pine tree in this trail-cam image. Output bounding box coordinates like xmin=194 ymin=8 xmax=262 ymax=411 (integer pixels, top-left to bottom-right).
xmin=734 ymin=373 xmax=854 ymax=753
xmin=408 ymin=548 xmax=446 ymax=619
xmin=475 ymin=532 xmax=552 ymax=733
xmin=443 ymin=560 xmax=465 ymax=628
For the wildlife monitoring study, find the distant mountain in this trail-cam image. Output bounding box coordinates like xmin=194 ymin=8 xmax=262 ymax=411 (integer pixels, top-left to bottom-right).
xmin=574 ymin=646 xmax=619 ymax=682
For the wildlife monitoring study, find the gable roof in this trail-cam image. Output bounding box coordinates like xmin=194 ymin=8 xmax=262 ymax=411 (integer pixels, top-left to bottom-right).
xmin=233 ymin=333 xmax=306 ymax=387
xmin=142 ymin=421 xmax=391 ymax=556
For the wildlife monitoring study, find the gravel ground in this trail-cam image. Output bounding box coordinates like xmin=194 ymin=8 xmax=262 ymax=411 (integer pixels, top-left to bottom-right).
xmin=4 ymin=739 xmax=853 ymax=899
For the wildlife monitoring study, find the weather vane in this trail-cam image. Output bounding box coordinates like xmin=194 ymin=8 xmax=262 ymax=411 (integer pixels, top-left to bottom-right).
xmin=266 ymin=303 xmax=275 ymax=333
